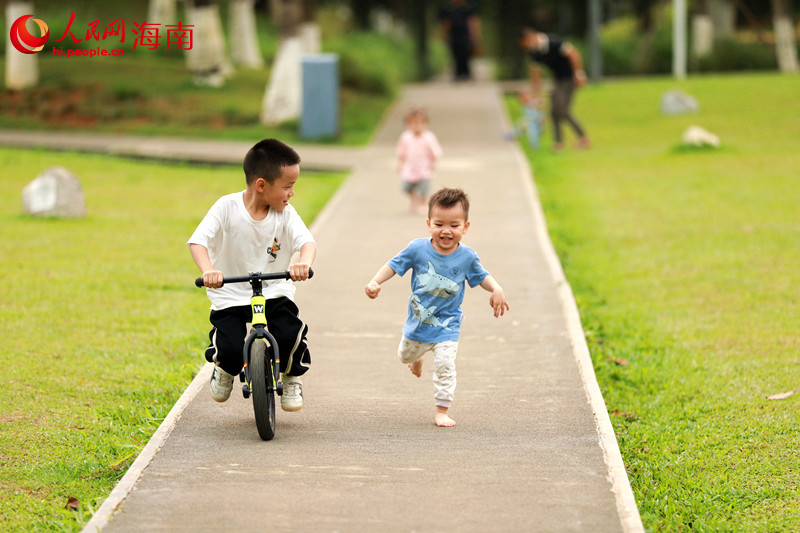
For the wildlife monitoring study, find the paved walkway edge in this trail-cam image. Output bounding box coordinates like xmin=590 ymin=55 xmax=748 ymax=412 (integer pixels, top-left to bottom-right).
xmin=511 ymin=142 xmax=644 ymax=533
xmin=81 ymin=364 xmax=212 ymax=533
xmin=80 ymin=162 xmax=359 ymax=533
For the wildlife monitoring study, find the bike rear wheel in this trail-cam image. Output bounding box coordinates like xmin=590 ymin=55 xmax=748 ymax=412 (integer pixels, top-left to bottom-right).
xmin=250 ymin=339 xmax=276 ymax=441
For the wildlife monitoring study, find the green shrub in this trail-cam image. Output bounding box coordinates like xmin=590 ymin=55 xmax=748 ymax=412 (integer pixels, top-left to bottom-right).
xmin=693 ymin=37 xmax=778 ymax=72
xmin=601 ymin=16 xmax=638 ymax=76
xmin=596 ymin=7 xmax=782 ymax=76
xmin=634 ymin=21 xmax=674 ymax=74
xmin=325 ymin=31 xmax=416 ymax=96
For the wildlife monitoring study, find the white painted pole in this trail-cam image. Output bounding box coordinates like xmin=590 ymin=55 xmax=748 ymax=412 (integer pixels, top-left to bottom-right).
xmin=673 ymin=0 xmax=687 ymax=79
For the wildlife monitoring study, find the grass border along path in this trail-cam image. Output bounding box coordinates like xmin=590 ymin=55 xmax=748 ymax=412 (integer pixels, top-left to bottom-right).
xmin=0 ymin=148 xmax=345 ymax=531
xmin=508 ymin=72 xmax=800 ymax=532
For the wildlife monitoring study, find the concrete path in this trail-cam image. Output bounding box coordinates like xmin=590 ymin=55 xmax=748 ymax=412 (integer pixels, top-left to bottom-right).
xmin=3 ymin=79 xmax=642 ymax=532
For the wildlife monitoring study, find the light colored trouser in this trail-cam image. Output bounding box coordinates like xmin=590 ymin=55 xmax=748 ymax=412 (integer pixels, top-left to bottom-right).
xmin=398 ymin=338 xmax=458 ymax=408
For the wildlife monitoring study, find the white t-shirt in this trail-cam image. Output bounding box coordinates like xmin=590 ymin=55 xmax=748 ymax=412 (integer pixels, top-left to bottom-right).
xmin=188 ymin=191 xmax=315 ymax=310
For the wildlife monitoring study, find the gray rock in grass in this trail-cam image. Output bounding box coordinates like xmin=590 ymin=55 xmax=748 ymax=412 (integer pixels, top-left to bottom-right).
xmin=660 ymin=89 xmax=700 ymax=115
xmin=22 ymin=166 xmax=87 ymax=218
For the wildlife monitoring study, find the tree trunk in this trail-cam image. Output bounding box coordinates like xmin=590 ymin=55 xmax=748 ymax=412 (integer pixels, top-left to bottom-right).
xmin=692 ymin=13 xmax=714 ymax=57
xmin=5 ymin=0 xmax=39 ymax=90
xmin=351 ymin=0 xmax=371 ymax=30
xmin=260 ymin=0 xmax=303 ymax=125
xmin=148 ymin=0 xmax=176 ymax=25
xmin=709 ymin=0 xmax=735 ymax=37
xmin=772 ymin=0 xmax=799 ymax=73
xmin=299 ymin=0 xmax=320 ymax=55
xmin=409 ymin=0 xmax=429 ymax=81
xmin=494 ymin=0 xmax=529 ymax=80
xmin=229 ymin=0 xmax=264 ymax=68
xmin=185 ymin=0 xmax=233 ymax=87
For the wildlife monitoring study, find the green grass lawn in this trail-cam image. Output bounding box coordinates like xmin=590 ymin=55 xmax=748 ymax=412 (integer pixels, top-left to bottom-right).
xmin=509 ymin=72 xmax=800 ymax=531
xmin=0 ymin=148 xmax=344 ymax=531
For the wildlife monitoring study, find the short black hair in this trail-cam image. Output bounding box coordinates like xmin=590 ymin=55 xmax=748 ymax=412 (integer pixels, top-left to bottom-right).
xmin=242 ymin=138 xmax=301 ymax=185
xmin=428 ymin=187 xmax=470 ymax=220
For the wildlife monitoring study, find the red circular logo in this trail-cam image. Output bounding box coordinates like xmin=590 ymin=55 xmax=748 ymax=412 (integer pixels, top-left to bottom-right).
xmin=10 ymin=15 xmax=49 ymax=54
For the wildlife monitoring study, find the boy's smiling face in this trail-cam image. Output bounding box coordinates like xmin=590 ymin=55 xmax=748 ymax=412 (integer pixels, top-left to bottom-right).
xmin=427 ymin=203 xmax=470 ymax=255
xmin=260 ymin=164 xmax=299 ymax=212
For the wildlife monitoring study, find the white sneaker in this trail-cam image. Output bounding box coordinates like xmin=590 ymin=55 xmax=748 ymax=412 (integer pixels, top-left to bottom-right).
xmin=210 ymin=364 xmax=234 ymax=402
xmin=281 ymin=375 xmax=303 ymax=412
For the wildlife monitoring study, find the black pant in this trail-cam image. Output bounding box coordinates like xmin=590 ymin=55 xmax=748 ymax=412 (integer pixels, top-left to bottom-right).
xmin=204 ymin=297 xmax=310 ymax=378
xmin=450 ymin=40 xmax=472 ymax=80
xmin=551 ymin=80 xmax=586 ymax=144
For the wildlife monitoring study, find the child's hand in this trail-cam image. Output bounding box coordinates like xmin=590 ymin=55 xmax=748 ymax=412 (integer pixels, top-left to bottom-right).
xmin=202 ymin=269 xmax=224 ymax=289
xmin=365 ymin=280 xmax=381 ymax=299
xmin=289 ymin=262 xmax=312 ymax=281
xmin=489 ymin=288 xmax=510 ymax=317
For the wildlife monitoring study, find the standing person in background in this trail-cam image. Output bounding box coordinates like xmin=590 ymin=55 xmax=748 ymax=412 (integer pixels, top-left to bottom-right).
xmin=518 ymin=28 xmax=590 ymax=152
xmin=438 ymin=0 xmax=482 ymax=81
xmin=396 ymin=108 xmax=443 ymax=215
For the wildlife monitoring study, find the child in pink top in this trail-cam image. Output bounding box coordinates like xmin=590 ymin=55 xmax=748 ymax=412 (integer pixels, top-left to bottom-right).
xmin=396 ymin=108 xmax=443 ymax=215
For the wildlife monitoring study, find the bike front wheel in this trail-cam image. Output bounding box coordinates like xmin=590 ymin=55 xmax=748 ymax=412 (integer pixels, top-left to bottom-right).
xmin=250 ymin=339 xmax=276 ymax=441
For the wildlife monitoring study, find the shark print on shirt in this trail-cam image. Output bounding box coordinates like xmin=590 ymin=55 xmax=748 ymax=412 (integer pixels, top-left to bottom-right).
xmin=417 ymin=261 xmax=460 ymax=299
xmin=388 ymin=238 xmax=489 ymax=343
xmin=410 ymin=295 xmax=454 ymax=331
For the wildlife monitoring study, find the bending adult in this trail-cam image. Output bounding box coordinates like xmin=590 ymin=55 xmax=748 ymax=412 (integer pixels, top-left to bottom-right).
xmin=518 ymin=28 xmax=590 ymax=151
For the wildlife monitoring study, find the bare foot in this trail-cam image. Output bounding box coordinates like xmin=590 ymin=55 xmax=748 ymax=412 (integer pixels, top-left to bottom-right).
xmin=408 ymin=357 xmax=424 ymax=377
xmin=435 ymin=406 xmax=456 ymax=427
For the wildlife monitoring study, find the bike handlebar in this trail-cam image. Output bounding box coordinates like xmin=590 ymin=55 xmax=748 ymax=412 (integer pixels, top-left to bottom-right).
xmin=195 ymin=269 xmax=314 ymax=288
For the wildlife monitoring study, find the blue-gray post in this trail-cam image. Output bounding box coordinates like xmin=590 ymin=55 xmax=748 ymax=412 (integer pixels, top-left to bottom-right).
xmin=301 ymin=54 xmax=339 ymax=140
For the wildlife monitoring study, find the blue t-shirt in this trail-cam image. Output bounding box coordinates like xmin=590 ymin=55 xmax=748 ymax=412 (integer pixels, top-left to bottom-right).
xmin=388 ymin=238 xmax=489 ymax=343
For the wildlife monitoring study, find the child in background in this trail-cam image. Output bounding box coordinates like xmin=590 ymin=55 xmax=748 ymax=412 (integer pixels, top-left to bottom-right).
xmin=510 ymin=90 xmax=545 ymax=149
xmin=396 ymin=108 xmax=443 ymax=215
xmin=365 ymin=188 xmax=509 ymax=427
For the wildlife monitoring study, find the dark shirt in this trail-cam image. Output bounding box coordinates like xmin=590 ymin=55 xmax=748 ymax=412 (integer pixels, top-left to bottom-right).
xmin=437 ymin=1 xmax=479 ymax=45
xmin=529 ymin=34 xmax=574 ymax=81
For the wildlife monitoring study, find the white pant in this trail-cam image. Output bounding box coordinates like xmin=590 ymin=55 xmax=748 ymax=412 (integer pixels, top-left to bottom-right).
xmin=398 ymin=338 xmax=458 ymax=408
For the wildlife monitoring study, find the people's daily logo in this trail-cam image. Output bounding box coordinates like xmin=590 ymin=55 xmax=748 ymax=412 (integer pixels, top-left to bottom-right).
xmin=8 ymin=12 xmax=194 ymax=58
xmin=9 ymin=15 xmax=49 ymax=54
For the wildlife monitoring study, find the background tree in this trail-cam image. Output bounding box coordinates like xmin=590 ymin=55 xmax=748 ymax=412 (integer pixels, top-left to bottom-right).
xmin=408 ymin=0 xmax=430 ymax=80
xmin=185 ymin=0 xmax=233 ymax=87
xmin=260 ymin=0 xmax=304 ymax=125
xmin=692 ymin=0 xmax=715 ymax=57
xmin=771 ymin=0 xmax=799 ymax=72
xmin=148 ymin=0 xmax=176 ymax=25
xmin=5 ymin=0 xmax=39 ymax=90
xmin=709 ymin=0 xmax=736 ymax=37
xmin=229 ymin=0 xmax=264 ymax=68
xmin=299 ymin=0 xmax=320 ymax=55
xmin=351 ymin=0 xmax=371 ymax=30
